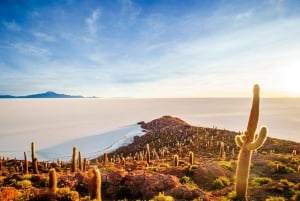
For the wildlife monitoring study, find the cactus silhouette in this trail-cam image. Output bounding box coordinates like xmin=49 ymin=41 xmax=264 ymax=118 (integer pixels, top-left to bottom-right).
xmin=72 ymin=147 xmax=77 ymax=173
xmin=49 ymin=168 xmax=57 ymax=194
xmin=234 ymin=84 xmax=268 ymax=201
xmin=88 ymin=166 xmax=102 ymax=201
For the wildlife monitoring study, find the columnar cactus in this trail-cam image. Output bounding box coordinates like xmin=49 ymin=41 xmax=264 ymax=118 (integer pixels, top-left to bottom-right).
xmin=24 ymin=152 xmax=28 ymax=174
xmin=146 ymin=150 xmax=151 ymax=165
xmin=83 ymin=158 xmax=87 ymax=172
xmin=174 ymin=154 xmax=179 ymax=167
xmin=72 ymin=147 xmax=77 ymax=173
xmin=78 ymin=151 xmax=82 ymax=171
xmin=103 ymin=152 xmax=108 ymax=166
xmin=88 ymin=166 xmax=102 ymax=201
xmin=31 ymin=142 xmax=36 ymax=164
xmin=33 ymin=158 xmax=39 ymax=174
xmin=234 ymin=84 xmax=268 ymax=201
xmin=49 ymin=168 xmax=57 ymax=194
xmin=189 ymin=151 xmax=194 ymax=165
xmin=219 ymin=142 xmax=225 ymax=159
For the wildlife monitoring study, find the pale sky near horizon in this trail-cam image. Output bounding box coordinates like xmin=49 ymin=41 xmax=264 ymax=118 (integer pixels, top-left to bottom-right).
xmin=1 ymin=0 xmax=300 ymax=98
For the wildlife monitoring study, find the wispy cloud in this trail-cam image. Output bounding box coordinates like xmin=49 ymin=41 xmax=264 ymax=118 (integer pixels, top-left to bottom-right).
xmin=86 ymin=8 xmax=101 ymax=35
xmin=32 ymin=31 xmax=56 ymax=42
xmin=3 ymin=20 xmax=21 ymax=32
xmin=9 ymin=42 xmax=51 ymax=57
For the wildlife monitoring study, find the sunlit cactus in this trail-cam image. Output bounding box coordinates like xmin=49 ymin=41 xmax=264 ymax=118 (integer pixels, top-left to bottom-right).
xmin=189 ymin=151 xmax=194 ymax=165
xmin=234 ymin=84 xmax=268 ymax=201
xmin=49 ymin=168 xmax=57 ymax=194
xmin=24 ymin=152 xmax=28 ymax=174
xmin=219 ymin=142 xmax=225 ymax=159
xmin=88 ymin=166 xmax=102 ymax=201
xmin=72 ymin=147 xmax=77 ymax=173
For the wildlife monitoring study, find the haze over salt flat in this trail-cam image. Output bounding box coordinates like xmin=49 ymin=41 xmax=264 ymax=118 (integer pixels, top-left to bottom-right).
xmin=0 ymin=98 xmax=299 ymax=160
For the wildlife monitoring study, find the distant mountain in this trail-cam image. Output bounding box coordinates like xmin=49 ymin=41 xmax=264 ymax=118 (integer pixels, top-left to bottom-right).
xmin=0 ymin=91 xmax=84 ymax=98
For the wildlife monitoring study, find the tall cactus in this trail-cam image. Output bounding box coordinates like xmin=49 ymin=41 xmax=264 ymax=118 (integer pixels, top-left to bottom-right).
xmin=31 ymin=142 xmax=36 ymax=164
xmin=72 ymin=147 xmax=77 ymax=173
xmin=49 ymin=168 xmax=57 ymax=194
xmin=78 ymin=151 xmax=82 ymax=171
xmin=173 ymin=154 xmax=179 ymax=167
xmin=189 ymin=151 xmax=194 ymax=165
xmin=88 ymin=166 xmax=102 ymax=201
xmin=24 ymin=152 xmax=29 ymax=174
xmin=234 ymin=84 xmax=268 ymax=201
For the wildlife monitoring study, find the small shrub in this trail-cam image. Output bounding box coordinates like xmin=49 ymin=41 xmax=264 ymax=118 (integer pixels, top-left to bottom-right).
xmin=151 ymin=192 xmax=175 ymax=201
xmin=291 ymin=190 xmax=300 ymax=201
xmin=56 ymin=187 xmax=79 ymax=201
xmin=265 ymin=196 xmax=286 ymax=201
xmin=250 ymin=177 xmax=272 ymax=186
xmin=16 ymin=180 xmax=32 ymax=189
xmin=211 ymin=176 xmax=230 ymax=190
xmin=218 ymin=160 xmax=233 ymax=171
xmin=179 ymin=176 xmax=198 ymax=188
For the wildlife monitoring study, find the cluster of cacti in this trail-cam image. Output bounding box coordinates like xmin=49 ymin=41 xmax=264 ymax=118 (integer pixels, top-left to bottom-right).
xmin=234 ymin=84 xmax=268 ymax=201
xmin=72 ymin=147 xmax=77 ymax=173
xmin=88 ymin=166 xmax=102 ymax=201
xmin=48 ymin=168 xmax=57 ymax=194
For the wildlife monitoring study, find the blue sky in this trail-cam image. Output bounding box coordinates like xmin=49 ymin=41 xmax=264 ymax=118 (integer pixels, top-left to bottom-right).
xmin=1 ymin=0 xmax=300 ymax=97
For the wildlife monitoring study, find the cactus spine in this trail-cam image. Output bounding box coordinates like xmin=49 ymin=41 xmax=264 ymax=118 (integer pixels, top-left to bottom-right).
xmin=24 ymin=152 xmax=28 ymax=174
xmin=234 ymin=84 xmax=268 ymax=201
xmin=72 ymin=147 xmax=77 ymax=173
xmin=189 ymin=151 xmax=194 ymax=165
xmin=88 ymin=166 xmax=102 ymax=201
xmin=49 ymin=168 xmax=57 ymax=194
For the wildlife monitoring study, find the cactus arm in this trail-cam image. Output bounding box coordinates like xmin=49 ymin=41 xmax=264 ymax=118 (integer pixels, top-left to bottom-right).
xmin=246 ymin=127 xmax=267 ymax=151
xmin=235 ymin=135 xmax=244 ymax=148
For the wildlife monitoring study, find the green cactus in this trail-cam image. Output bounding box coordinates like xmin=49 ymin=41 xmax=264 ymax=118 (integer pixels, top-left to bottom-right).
xmin=189 ymin=151 xmax=194 ymax=165
xmin=24 ymin=152 xmax=28 ymax=174
xmin=234 ymin=84 xmax=268 ymax=201
xmin=72 ymin=147 xmax=77 ymax=173
xmin=88 ymin=166 xmax=102 ymax=201
xmin=49 ymin=168 xmax=57 ymax=194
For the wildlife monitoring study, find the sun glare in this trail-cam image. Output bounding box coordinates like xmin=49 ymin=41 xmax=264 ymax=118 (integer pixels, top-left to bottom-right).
xmin=278 ymin=67 xmax=300 ymax=97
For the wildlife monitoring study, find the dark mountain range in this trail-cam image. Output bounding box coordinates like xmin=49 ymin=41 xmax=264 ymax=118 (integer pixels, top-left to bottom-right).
xmin=0 ymin=91 xmax=84 ymax=98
